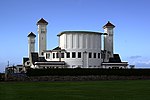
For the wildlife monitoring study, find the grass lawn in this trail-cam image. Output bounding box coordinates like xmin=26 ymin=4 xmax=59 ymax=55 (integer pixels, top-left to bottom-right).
xmin=0 ymin=80 xmax=150 ymax=100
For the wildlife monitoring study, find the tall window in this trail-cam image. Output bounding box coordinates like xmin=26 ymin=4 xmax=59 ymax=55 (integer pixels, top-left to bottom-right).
xmin=89 ymin=52 xmax=92 ymax=58
xmin=78 ymin=52 xmax=81 ymax=58
xmin=61 ymin=53 xmax=64 ymax=58
xmin=94 ymin=53 xmax=96 ymax=58
xmin=66 ymin=52 xmax=70 ymax=58
xmin=72 ymin=52 xmax=76 ymax=58
xmin=46 ymin=53 xmax=50 ymax=59
xmin=56 ymin=53 xmax=59 ymax=58
xmin=98 ymin=53 xmax=100 ymax=58
xmin=53 ymin=53 xmax=55 ymax=58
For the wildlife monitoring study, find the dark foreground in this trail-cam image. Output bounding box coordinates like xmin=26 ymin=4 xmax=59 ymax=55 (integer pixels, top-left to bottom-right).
xmin=0 ymin=80 xmax=150 ymax=100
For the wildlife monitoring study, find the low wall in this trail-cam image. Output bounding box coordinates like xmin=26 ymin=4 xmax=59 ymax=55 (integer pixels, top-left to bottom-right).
xmin=5 ymin=75 xmax=150 ymax=82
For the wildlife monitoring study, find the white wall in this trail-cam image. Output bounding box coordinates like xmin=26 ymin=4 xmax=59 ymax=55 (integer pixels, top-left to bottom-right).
xmin=57 ymin=31 xmax=102 ymax=68
xmin=38 ymin=24 xmax=47 ymax=56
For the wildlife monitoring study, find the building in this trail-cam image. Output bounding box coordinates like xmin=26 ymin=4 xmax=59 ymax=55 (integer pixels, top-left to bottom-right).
xmin=23 ymin=18 xmax=128 ymax=70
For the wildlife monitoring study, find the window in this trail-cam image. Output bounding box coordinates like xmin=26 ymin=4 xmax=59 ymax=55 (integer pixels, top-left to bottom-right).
xmin=41 ymin=52 xmax=44 ymax=55
xmin=61 ymin=53 xmax=64 ymax=58
xmin=98 ymin=53 xmax=100 ymax=58
xmin=78 ymin=52 xmax=81 ymax=58
xmin=89 ymin=52 xmax=92 ymax=58
xmin=56 ymin=53 xmax=59 ymax=58
xmin=53 ymin=53 xmax=55 ymax=58
xmin=89 ymin=65 xmax=92 ymax=68
xmin=72 ymin=65 xmax=76 ymax=68
xmin=94 ymin=53 xmax=96 ymax=58
xmin=72 ymin=52 xmax=76 ymax=58
xmin=46 ymin=53 xmax=50 ymax=59
xmin=66 ymin=52 xmax=70 ymax=58
xmin=27 ymin=62 xmax=29 ymax=65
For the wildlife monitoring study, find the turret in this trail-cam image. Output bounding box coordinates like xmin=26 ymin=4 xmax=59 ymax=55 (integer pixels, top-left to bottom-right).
xmin=28 ymin=32 xmax=36 ymax=59
xmin=36 ymin=18 xmax=48 ymax=56
xmin=103 ymin=21 xmax=115 ymax=62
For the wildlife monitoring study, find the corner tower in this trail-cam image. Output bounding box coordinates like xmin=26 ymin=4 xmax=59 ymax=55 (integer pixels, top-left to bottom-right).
xmin=28 ymin=32 xmax=36 ymax=59
xmin=37 ymin=18 xmax=48 ymax=56
xmin=103 ymin=21 xmax=115 ymax=62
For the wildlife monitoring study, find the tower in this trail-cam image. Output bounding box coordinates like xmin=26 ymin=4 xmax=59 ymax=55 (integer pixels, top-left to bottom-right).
xmin=103 ymin=21 xmax=115 ymax=62
xmin=28 ymin=32 xmax=36 ymax=59
xmin=37 ymin=18 xmax=48 ymax=56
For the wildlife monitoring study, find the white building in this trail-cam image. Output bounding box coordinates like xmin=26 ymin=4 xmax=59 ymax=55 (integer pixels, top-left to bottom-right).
xmin=23 ymin=18 xmax=128 ymax=69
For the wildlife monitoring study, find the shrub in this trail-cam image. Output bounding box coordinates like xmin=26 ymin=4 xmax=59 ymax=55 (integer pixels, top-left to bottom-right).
xmin=26 ymin=68 xmax=150 ymax=76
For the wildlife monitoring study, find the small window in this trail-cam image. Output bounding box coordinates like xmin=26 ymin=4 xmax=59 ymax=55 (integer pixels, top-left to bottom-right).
xmin=27 ymin=62 xmax=30 ymax=65
xmin=56 ymin=53 xmax=59 ymax=58
xmin=89 ymin=65 xmax=92 ymax=68
xmin=46 ymin=53 xmax=50 ymax=59
xmin=66 ymin=52 xmax=70 ymax=58
xmin=89 ymin=52 xmax=92 ymax=58
xmin=78 ymin=52 xmax=81 ymax=58
xmin=72 ymin=65 xmax=76 ymax=68
xmin=94 ymin=53 xmax=96 ymax=58
xmin=98 ymin=53 xmax=100 ymax=58
xmin=61 ymin=53 xmax=64 ymax=58
xmin=72 ymin=52 xmax=76 ymax=58
xmin=53 ymin=53 xmax=55 ymax=58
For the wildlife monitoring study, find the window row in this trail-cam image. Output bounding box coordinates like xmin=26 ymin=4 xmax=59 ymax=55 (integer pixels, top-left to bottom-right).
xmin=46 ymin=52 xmax=101 ymax=59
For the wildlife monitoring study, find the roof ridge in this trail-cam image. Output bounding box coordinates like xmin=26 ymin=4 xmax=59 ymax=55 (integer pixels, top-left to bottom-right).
xmin=103 ymin=21 xmax=115 ymax=28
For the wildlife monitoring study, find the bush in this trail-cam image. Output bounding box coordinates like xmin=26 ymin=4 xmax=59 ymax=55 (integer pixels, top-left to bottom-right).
xmin=0 ymin=73 xmax=5 ymax=81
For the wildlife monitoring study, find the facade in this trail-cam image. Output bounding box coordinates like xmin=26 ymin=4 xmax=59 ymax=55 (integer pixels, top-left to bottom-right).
xmin=23 ymin=18 xmax=128 ymax=69
xmin=45 ymin=31 xmax=102 ymax=68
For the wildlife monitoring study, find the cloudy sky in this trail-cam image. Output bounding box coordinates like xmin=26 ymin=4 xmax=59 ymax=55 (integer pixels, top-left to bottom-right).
xmin=0 ymin=0 xmax=150 ymax=72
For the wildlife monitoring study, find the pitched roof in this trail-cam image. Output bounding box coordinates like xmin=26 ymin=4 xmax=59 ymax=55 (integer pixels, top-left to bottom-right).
xmin=27 ymin=32 xmax=36 ymax=37
xmin=103 ymin=21 xmax=115 ymax=28
xmin=109 ymin=54 xmax=121 ymax=63
xmin=37 ymin=18 xmax=48 ymax=25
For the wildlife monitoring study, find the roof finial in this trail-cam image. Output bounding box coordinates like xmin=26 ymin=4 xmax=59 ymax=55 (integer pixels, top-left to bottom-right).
xmin=37 ymin=18 xmax=48 ymax=25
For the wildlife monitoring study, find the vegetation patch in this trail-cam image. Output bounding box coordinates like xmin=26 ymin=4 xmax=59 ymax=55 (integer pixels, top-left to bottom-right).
xmin=1 ymin=80 xmax=150 ymax=100
xmin=27 ymin=68 xmax=150 ymax=76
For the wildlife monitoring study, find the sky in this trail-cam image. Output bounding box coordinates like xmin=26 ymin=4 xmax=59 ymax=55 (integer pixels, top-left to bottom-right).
xmin=0 ymin=0 xmax=150 ymax=72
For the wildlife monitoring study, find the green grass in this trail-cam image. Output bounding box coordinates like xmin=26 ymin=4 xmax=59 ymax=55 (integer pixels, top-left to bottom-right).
xmin=1 ymin=80 xmax=150 ymax=100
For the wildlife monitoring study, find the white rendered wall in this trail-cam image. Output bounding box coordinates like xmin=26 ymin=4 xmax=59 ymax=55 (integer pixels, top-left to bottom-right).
xmin=104 ymin=27 xmax=114 ymax=62
xmin=28 ymin=37 xmax=35 ymax=59
xmin=58 ymin=32 xmax=102 ymax=68
xmin=38 ymin=24 xmax=47 ymax=56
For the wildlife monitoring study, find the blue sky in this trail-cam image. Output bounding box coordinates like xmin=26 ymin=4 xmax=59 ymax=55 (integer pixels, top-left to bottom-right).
xmin=0 ymin=0 xmax=150 ymax=72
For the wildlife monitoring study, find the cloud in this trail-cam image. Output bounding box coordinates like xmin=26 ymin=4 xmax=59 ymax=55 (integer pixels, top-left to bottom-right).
xmin=126 ymin=56 xmax=150 ymax=68
xmin=129 ymin=56 xmax=142 ymax=59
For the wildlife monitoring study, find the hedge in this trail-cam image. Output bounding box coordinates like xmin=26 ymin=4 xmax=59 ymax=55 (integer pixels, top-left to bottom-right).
xmin=26 ymin=68 xmax=150 ymax=76
xmin=0 ymin=73 xmax=5 ymax=81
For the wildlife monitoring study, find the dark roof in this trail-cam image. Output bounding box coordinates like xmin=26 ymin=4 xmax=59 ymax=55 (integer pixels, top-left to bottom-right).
xmin=23 ymin=57 xmax=29 ymax=64
xmin=103 ymin=21 xmax=115 ymax=28
xmin=31 ymin=52 xmax=39 ymax=64
xmin=27 ymin=32 xmax=36 ymax=37
xmin=109 ymin=54 xmax=121 ymax=63
xmin=38 ymin=57 xmax=47 ymax=62
xmin=53 ymin=46 xmax=61 ymax=50
xmin=37 ymin=18 xmax=48 ymax=25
